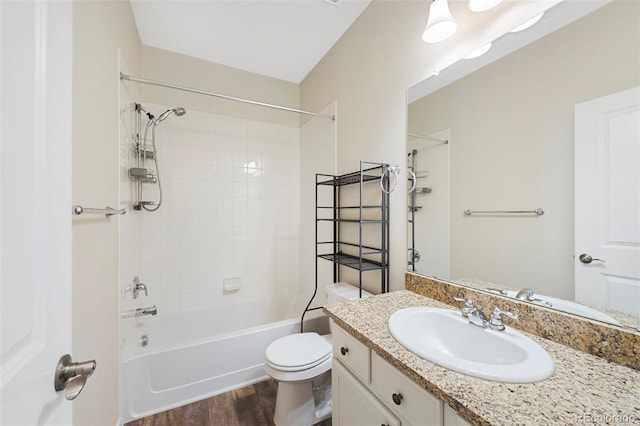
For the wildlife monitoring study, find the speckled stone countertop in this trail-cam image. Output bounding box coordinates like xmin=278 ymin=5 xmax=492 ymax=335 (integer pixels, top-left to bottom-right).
xmin=323 ymin=290 xmax=640 ymax=426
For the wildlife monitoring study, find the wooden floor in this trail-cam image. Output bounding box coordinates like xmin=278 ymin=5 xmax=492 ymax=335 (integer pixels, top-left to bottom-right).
xmin=125 ymin=379 xmax=332 ymax=426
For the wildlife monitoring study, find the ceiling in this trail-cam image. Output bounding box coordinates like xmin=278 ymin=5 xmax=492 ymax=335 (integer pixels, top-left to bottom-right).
xmin=130 ymin=0 xmax=371 ymax=84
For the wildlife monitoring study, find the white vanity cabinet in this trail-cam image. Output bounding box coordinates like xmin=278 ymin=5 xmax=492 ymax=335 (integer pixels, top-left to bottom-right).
xmin=332 ymin=322 xmax=472 ymax=426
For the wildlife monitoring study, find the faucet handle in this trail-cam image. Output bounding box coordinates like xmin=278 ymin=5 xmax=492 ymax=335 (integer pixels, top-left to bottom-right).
xmin=489 ymin=307 xmax=518 ymax=331
xmin=453 ymin=297 xmax=477 ymax=318
xmin=132 ymin=276 xmax=148 ymax=299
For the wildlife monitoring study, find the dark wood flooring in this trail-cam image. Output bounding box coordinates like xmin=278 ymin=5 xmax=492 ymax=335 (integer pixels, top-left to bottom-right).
xmin=125 ymin=379 xmax=332 ymax=426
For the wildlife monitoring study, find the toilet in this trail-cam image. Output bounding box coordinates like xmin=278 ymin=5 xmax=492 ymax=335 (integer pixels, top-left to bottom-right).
xmin=264 ymin=282 xmax=372 ymax=426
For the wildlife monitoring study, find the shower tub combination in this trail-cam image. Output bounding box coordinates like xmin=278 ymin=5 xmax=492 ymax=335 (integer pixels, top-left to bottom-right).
xmin=121 ymin=304 xmax=327 ymax=422
xmin=118 ymin=73 xmax=336 ymax=423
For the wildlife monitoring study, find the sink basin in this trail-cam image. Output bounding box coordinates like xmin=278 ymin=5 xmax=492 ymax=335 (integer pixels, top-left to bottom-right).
xmin=388 ymin=307 xmax=555 ymax=383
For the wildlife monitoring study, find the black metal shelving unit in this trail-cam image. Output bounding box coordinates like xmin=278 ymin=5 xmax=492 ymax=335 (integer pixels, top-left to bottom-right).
xmin=301 ymin=161 xmax=391 ymax=331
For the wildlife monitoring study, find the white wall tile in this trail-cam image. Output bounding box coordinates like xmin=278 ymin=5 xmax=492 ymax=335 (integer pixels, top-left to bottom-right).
xmin=121 ymin=103 xmax=302 ymax=329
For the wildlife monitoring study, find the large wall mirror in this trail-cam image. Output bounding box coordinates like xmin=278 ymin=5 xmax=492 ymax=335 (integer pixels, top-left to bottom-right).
xmin=407 ymin=0 xmax=639 ymax=331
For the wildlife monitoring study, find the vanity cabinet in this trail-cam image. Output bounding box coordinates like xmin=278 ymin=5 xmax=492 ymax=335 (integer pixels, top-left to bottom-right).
xmin=332 ymin=322 xmax=469 ymax=426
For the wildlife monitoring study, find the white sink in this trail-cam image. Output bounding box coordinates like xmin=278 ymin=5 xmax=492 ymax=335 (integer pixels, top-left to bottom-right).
xmin=388 ymin=307 xmax=555 ymax=383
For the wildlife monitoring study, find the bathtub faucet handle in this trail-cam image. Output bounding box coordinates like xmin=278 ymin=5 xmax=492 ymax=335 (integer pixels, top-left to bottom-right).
xmin=133 ymin=276 xmax=148 ymax=299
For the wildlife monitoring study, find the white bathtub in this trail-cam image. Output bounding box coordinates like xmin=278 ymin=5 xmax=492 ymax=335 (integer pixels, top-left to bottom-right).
xmin=121 ymin=308 xmax=328 ymax=422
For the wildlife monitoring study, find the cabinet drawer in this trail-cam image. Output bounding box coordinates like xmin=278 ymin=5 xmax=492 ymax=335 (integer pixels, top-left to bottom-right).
xmin=371 ymin=351 xmax=443 ymax=425
xmin=332 ymin=321 xmax=370 ymax=384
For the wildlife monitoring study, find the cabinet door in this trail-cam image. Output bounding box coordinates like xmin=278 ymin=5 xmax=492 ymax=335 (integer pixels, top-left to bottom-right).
xmin=444 ymin=404 xmax=473 ymax=426
xmin=333 ymin=360 xmax=400 ymax=426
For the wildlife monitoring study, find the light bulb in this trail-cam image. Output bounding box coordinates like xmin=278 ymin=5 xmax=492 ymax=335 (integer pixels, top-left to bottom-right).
xmin=422 ymin=0 xmax=457 ymax=43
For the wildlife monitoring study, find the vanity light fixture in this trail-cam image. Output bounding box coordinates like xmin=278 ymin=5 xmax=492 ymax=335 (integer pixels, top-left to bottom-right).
xmin=422 ymin=0 xmax=458 ymax=43
xmin=509 ymin=12 xmax=544 ymax=33
xmin=463 ymin=42 xmax=492 ymax=59
xmin=468 ymin=0 xmax=503 ymax=13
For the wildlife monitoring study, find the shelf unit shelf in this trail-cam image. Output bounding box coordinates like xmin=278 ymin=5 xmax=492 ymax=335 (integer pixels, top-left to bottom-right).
xmin=317 ymin=160 xmax=390 ymax=292
xmin=317 ymin=252 xmax=384 ymax=271
xmin=301 ymin=161 xmax=391 ymax=331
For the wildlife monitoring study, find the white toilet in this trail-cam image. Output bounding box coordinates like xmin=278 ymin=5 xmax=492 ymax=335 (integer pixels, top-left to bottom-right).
xmin=264 ymin=282 xmax=372 ymax=426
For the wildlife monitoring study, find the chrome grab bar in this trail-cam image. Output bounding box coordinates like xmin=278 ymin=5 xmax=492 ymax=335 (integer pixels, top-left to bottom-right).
xmin=464 ymin=208 xmax=544 ymax=216
xmin=72 ymin=205 xmax=126 ymax=217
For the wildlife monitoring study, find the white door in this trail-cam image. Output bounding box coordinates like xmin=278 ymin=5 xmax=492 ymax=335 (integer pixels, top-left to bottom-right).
xmin=1 ymin=1 xmax=73 ymax=424
xmin=575 ymin=86 xmax=640 ymax=317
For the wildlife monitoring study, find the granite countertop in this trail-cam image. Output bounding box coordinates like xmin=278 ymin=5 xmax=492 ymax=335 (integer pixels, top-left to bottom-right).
xmin=323 ymin=290 xmax=640 ymax=426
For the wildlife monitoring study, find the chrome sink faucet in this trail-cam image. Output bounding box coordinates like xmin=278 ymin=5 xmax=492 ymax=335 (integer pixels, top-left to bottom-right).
xmin=453 ymin=297 xmax=518 ymax=331
xmin=515 ymin=288 xmax=552 ymax=307
xmin=453 ymin=297 xmax=487 ymax=327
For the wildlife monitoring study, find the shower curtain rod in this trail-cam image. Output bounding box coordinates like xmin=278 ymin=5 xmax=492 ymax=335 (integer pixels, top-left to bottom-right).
xmin=120 ymin=73 xmax=335 ymax=121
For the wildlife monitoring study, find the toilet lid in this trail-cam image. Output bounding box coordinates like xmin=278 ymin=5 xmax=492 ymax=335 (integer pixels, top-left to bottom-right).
xmin=266 ymin=333 xmax=332 ymax=371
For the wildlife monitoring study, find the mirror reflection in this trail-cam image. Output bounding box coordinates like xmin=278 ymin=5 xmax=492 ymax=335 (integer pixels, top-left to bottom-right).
xmin=407 ymin=0 xmax=639 ymax=330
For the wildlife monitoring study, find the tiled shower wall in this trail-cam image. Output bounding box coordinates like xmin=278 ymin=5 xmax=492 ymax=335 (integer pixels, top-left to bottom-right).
xmin=120 ymin=103 xmax=303 ymax=327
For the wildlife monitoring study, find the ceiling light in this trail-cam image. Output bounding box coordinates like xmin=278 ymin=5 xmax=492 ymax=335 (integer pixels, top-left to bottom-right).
xmin=463 ymin=42 xmax=492 ymax=59
xmin=422 ymin=0 xmax=457 ymax=43
xmin=509 ymin=12 xmax=544 ymax=33
xmin=468 ymin=0 xmax=503 ymax=13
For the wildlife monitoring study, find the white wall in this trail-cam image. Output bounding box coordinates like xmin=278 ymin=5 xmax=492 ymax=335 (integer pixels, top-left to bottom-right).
xmin=299 ymin=0 xmax=503 ymax=291
xmin=300 ymin=103 xmax=337 ymax=308
xmin=72 ymin=1 xmax=141 ymax=424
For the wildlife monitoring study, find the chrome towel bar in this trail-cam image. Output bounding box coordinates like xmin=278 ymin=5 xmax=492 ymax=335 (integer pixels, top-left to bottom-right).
xmin=72 ymin=205 xmax=126 ymax=217
xmin=463 ymin=208 xmax=544 ymax=216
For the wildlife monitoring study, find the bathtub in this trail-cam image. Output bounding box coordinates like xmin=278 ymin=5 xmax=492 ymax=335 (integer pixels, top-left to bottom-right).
xmin=121 ymin=306 xmax=328 ymax=422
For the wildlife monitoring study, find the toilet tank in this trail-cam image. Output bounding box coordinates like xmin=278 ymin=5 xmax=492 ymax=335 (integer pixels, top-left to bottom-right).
xmin=325 ymin=282 xmax=372 ymax=304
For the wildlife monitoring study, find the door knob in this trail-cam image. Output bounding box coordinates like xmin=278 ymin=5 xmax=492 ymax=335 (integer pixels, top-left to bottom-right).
xmin=579 ymin=253 xmax=605 ymax=264
xmin=54 ymin=354 xmax=96 ymax=400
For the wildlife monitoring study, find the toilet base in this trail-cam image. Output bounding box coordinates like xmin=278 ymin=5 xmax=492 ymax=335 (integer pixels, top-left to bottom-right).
xmin=273 ymin=373 xmax=332 ymax=426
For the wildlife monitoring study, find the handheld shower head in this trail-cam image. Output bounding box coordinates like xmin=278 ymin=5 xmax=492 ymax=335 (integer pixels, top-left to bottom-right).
xmin=156 ymin=107 xmax=187 ymax=123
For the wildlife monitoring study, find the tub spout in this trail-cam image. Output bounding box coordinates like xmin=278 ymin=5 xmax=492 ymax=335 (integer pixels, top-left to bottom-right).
xmin=135 ymin=305 xmax=157 ymax=317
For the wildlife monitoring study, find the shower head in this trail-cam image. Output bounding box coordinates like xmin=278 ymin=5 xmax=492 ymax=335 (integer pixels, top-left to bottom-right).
xmin=156 ymin=107 xmax=186 ymax=123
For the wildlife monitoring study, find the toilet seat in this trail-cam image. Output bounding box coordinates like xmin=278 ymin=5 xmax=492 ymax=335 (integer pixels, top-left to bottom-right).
xmin=265 ymin=333 xmax=332 ymax=372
